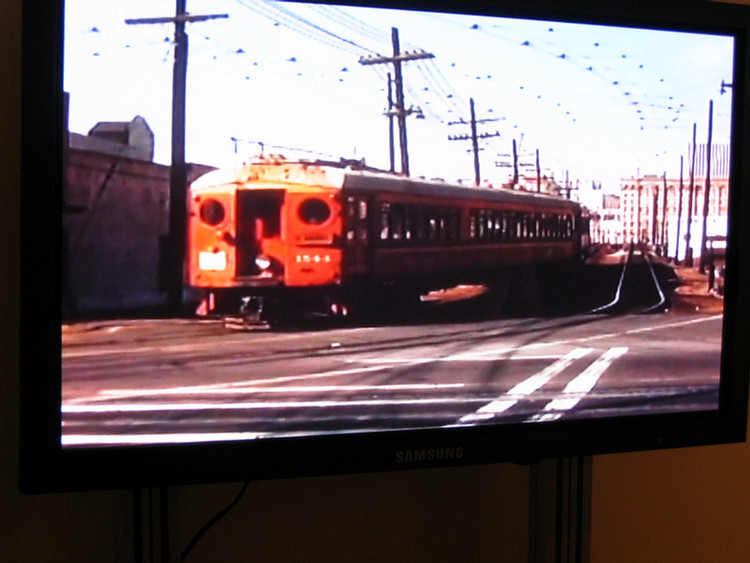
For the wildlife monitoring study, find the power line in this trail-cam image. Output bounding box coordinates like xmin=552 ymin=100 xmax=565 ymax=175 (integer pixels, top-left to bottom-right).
xmin=235 ymin=0 xmax=377 ymax=55
xmin=310 ymin=4 xmax=389 ymax=45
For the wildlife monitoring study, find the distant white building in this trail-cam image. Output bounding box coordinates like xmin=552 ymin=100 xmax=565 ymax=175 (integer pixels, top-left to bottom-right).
xmin=618 ymin=144 xmax=730 ymax=259
xmin=597 ymin=193 xmax=622 ymax=245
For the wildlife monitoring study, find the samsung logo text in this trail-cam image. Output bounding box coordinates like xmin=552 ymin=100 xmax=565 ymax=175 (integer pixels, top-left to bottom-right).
xmin=395 ymin=447 xmax=464 ymax=464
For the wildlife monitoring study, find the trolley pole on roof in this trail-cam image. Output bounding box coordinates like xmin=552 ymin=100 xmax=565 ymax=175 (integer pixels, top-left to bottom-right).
xmin=359 ymin=27 xmax=433 ymax=176
xmin=126 ymin=2 xmax=228 ymax=315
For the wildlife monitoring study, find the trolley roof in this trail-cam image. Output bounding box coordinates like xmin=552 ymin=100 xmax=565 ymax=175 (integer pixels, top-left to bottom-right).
xmin=190 ymin=156 xmax=581 ymax=212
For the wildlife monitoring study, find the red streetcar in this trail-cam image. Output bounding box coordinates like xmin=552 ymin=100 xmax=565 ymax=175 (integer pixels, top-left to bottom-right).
xmin=187 ymin=156 xmax=587 ymax=323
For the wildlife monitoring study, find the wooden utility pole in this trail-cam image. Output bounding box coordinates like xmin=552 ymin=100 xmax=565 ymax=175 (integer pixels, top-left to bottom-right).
xmin=651 ymin=184 xmax=659 ymax=246
xmin=661 ymin=172 xmax=668 ymax=256
xmin=700 ymin=100 xmax=714 ymax=273
xmin=359 ymin=28 xmax=433 ymax=176
xmin=387 ymin=73 xmax=395 ymax=172
xmin=470 ymin=99 xmax=480 ymax=185
xmin=448 ymin=98 xmax=500 ymax=185
xmin=674 ymin=157 xmax=684 ymax=264
xmin=126 ymin=2 xmax=227 ymax=314
xmin=685 ymin=123 xmax=697 ymax=267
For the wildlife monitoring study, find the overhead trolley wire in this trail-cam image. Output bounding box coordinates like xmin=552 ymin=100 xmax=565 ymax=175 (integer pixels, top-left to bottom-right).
xmin=235 ymin=0 xmax=380 ymax=56
xmin=235 ymin=0 xmax=348 ymax=53
xmin=309 ymin=3 xmax=390 ymax=45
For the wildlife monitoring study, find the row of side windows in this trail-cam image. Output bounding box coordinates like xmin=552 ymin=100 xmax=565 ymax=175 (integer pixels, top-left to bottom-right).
xmin=373 ymin=201 xmax=575 ymax=245
xmin=378 ymin=203 xmax=460 ymax=243
xmin=469 ymin=209 xmax=574 ymax=241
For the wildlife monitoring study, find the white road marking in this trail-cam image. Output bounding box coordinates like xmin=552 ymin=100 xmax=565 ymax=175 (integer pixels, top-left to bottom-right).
xmin=62 ymin=395 xmax=486 ymax=414
xmin=352 ymin=351 xmax=565 ymax=363
xmin=67 ymin=382 xmax=466 ymax=404
xmin=349 ymin=315 xmax=722 ymax=366
xmin=62 ymin=326 xmax=377 ymax=358
xmin=214 ymin=363 xmax=405 ymax=387
xmin=62 ymin=315 xmax=712 ymax=443
xmin=529 ymin=347 xmax=629 ymax=422
xmin=521 ymin=315 xmax=722 ymax=351
xmin=457 ymin=347 xmax=594 ymax=424
xmin=63 ymin=316 xmax=720 ymax=359
xmin=61 ymin=432 xmax=268 ymax=446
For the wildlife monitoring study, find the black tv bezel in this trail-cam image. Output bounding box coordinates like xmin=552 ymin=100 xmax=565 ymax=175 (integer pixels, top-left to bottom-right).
xmin=19 ymin=0 xmax=750 ymax=494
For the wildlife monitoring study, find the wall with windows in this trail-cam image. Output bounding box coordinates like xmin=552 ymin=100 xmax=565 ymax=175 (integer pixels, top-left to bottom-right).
xmin=620 ymin=172 xmax=729 ymax=254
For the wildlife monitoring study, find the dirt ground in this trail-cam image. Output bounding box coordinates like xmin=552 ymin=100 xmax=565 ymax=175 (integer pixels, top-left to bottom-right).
xmin=671 ymin=263 xmax=724 ymax=314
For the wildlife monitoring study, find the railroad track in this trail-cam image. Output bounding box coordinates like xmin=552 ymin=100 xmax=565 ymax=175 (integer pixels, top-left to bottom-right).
xmin=591 ymin=244 xmax=671 ymax=315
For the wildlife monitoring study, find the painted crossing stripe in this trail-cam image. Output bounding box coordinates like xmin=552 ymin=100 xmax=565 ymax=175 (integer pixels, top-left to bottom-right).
xmin=457 ymin=347 xmax=595 ymax=424
xmin=529 ymin=347 xmax=629 ymax=422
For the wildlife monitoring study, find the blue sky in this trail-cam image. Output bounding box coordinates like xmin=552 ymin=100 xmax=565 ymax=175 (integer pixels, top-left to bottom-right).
xmin=63 ymin=0 xmax=735 ymax=192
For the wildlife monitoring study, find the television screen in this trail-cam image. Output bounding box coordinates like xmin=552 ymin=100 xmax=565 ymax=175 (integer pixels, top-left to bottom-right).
xmin=20 ymin=0 xmax=749 ymax=492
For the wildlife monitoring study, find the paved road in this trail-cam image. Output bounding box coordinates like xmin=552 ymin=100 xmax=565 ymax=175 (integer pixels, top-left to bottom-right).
xmin=61 ymin=308 xmax=722 ymax=446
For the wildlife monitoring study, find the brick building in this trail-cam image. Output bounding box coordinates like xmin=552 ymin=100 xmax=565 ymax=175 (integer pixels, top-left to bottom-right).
xmin=63 ymin=112 xmax=214 ymax=315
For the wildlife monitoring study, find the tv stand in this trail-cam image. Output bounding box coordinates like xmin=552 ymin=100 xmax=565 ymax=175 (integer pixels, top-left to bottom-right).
xmin=529 ymin=457 xmax=592 ymax=563
xmin=131 ymin=458 xmax=592 ymax=563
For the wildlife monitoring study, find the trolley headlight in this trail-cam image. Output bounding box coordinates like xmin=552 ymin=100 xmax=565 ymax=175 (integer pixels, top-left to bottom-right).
xmin=199 ymin=198 xmax=226 ymax=226
xmin=198 ymin=251 xmax=227 ymax=271
xmin=255 ymin=254 xmax=272 ymax=271
xmin=298 ymin=198 xmax=331 ymax=225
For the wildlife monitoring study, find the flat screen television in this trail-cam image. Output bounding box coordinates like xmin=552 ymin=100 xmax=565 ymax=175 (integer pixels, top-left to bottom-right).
xmin=20 ymin=0 xmax=750 ymax=493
